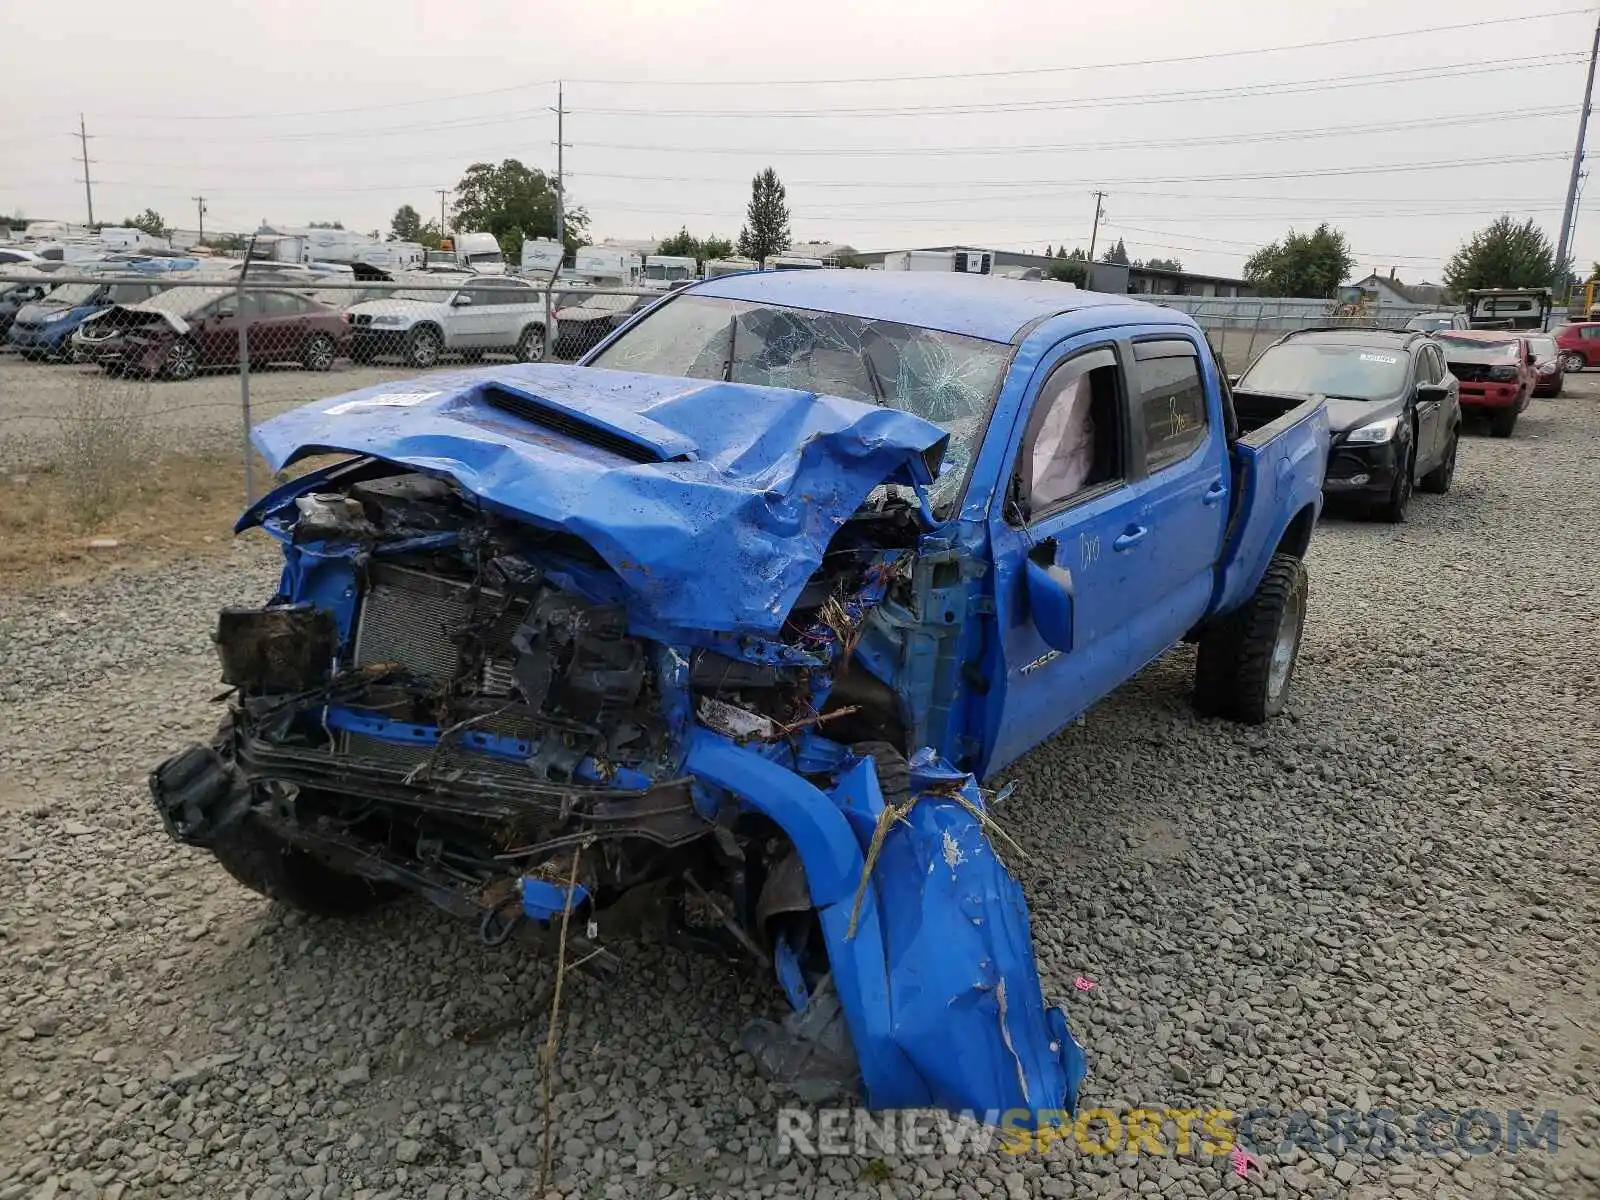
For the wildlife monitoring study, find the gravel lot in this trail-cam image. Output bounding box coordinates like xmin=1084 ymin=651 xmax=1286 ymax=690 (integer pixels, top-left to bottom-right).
xmin=0 ymin=357 xmax=429 ymax=466
xmin=2 ymin=377 xmax=1598 ymax=1200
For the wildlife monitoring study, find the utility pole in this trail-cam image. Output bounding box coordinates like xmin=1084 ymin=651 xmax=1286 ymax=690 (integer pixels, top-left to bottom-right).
xmin=192 ymin=195 xmax=207 ymax=245
xmin=1085 ymin=191 xmax=1107 ymax=264
xmin=551 ymin=82 xmax=568 ymax=254
xmin=435 ymin=189 xmax=449 ymax=239
xmin=1556 ymin=11 xmax=1600 ymax=278
xmin=74 ymin=114 xmax=95 ymax=228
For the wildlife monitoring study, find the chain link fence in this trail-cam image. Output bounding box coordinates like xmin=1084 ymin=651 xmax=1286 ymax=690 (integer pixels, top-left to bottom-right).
xmin=0 ymin=270 xmax=664 ymax=496
xmin=1152 ymin=296 xmax=1442 ymax=375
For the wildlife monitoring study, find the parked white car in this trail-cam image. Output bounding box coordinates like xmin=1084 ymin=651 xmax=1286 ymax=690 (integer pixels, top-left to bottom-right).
xmin=345 ymin=275 xmax=548 ymax=367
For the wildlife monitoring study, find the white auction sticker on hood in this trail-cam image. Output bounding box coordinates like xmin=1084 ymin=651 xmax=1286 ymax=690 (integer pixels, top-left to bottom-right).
xmin=324 ymin=391 xmax=442 ymax=416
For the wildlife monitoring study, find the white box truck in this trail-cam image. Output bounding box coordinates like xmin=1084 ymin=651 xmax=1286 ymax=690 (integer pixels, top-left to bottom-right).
xmin=881 ymin=248 xmax=994 ymax=274
xmin=519 ymin=237 xmax=565 ymax=278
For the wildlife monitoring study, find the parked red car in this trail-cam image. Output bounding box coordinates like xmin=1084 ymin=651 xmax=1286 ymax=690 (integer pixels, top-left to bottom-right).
xmin=1552 ymin=321 xmax=1600 ymax=372
xmin=1432 ymin=331 xmax=1535 ymax=437
xmin=83 ymin=286 xmax=350 ymax=380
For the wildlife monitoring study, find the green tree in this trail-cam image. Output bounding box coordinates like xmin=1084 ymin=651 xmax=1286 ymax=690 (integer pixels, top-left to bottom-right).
xmin=206 ymin=232 xmax=246 ymax=253
xmin=389 ymin=205 xmax=423 ymax=242
xmin=1139 ymin=256 xmax=1183 ymax=272
xmin=416 ymin=221 xmax=444 ymax=251
xmin=452 ymin=158 xmax=589 ymax=262
xmin=1101 ymin=237 xmax=1130 ymax=265
xmin=656 ymin=227 xmax=734 ymax=267
xmin=1243 ymin=224 xmax=1353 ymax=298
xmin=119 ymin=208 xmax=171 ymax=239
xmin=1443 ymin=215 xmax=1566 ymax=298
xmin=736 ymin=168 xmax=791 ymax=265
xmin=308 ymin=220 xmax=344 ymax=230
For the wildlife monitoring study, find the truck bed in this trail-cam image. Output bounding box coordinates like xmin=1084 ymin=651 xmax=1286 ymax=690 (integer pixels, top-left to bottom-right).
xmin=1233 ymin=388 xmax=1314 ymax=439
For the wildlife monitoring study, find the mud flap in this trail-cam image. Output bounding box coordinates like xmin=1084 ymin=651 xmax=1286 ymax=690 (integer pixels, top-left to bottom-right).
xmin=687 ymin=730 xmax=1086 ymax=1124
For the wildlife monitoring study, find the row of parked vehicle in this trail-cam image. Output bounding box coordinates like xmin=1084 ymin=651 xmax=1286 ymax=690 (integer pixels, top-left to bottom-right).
xmin=1230 ymin=320 xmax=1559 ymax=523
xmin=0 ymin=268 xmax=657 ymax=378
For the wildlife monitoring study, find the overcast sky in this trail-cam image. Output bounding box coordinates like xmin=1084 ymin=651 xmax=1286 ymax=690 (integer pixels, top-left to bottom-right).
xmin=3 ymin=0 xmax=1597 ymax=281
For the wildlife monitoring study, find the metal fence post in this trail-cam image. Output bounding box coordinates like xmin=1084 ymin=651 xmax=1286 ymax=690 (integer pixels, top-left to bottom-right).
xmin=543 ymin=266 xmax=559 ymax=361
xmin=1246 ymin=302 xmax=1265 ymax=362
xmin=238 ymin=237 xmax=256 ymax=505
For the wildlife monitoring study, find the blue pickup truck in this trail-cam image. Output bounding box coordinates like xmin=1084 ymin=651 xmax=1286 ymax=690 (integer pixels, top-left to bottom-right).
xmin=149 ymin=272 xmax=1328 ymax=1126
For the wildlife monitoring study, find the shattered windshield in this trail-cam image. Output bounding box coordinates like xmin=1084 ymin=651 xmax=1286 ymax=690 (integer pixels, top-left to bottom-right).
xmin=590 ymin=294 xmax=1009 ymax=510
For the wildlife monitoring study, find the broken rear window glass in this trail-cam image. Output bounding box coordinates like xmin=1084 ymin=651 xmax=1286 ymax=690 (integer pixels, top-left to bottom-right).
xmin=591 ymin=294 xmax=1008 ymax=511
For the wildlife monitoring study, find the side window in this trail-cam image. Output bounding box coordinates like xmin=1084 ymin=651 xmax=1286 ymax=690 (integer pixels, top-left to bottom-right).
xmin=1431 ymin=345 xmax=1448 ymax=379
xmin=1015 ymin=347 xmax=1125 ymax=517
xmin=1133 ymin=341 xmax=1208 ymax=473
xmin=1415 ymin=346 xmax=1437 ymax=385
xmin=1583 ymin=326 xmax=1600 ymax=341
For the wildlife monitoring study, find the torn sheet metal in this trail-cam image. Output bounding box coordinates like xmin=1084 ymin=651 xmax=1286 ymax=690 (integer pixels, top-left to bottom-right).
xmin=245 ymin=364 xmax=948 ymax=635
xmin=689 ymin=731 xmax=1085 ymax=1123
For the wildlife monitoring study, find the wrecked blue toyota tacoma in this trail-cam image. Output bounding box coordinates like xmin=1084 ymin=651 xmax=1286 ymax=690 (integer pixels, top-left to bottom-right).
xmin=149 ymin=271 xmax=1328 ymax=1124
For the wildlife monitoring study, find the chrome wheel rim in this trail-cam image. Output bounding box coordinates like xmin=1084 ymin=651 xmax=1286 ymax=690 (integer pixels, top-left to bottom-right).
xmin=1267 ymin=587 xmax=1304 ymax=700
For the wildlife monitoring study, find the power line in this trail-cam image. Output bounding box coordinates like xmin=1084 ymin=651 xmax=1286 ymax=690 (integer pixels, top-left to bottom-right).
xmin=75 ymin=105 xmax=1571 ymax=175
xmin=22 ymin=3 xmax=1578 ymax=134
xmin=570 ymin=55 xmax=1584 ymax=118
xmin=36 ymin=151 xmax=1573 ymax=199
xmin=26 ymin=52 xmax=1580 ymax=149
xmin=565 ymin=104 xmax=1571 ymax=159
xmin=559 ymin=6 xmax=1593 ymax=87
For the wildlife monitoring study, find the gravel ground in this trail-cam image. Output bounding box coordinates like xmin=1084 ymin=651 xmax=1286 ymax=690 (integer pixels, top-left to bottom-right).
xmin=0 ymin=356 xmax=428 ymax=466
xmin=2 ymin=380 xmax=1599 ymax=1200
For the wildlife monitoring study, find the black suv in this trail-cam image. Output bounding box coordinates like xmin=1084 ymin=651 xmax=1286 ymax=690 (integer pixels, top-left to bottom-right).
xmin=1233 ymin=327 xmax=1462 ymax=522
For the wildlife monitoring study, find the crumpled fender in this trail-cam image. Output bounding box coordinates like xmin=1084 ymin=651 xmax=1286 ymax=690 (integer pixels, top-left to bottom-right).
xmin=685 ymin=729 xmax=1085 ymax=1122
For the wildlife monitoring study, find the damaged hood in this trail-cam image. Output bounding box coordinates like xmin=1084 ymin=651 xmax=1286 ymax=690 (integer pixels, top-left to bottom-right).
xmin=248 ymin=364 xmax=949 ymax=635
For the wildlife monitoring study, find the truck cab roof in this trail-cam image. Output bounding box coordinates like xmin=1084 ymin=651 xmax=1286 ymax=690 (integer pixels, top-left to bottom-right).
xmin=689 ymin=268 xmax=1184 ymax=344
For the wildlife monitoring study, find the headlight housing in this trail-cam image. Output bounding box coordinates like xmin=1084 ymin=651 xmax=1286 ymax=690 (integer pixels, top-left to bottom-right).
xmin=368 ymin=314 xmax=410 ymax=327
xmin=1488 ymin=364 xmax=1520 ymax=381
xmin=1345 ymin=416 xmax=1400 ymax=445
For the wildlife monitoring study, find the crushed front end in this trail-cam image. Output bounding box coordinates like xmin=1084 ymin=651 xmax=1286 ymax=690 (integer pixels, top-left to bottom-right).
xmin=148 ymin=367 xmax=1086 ymax=1122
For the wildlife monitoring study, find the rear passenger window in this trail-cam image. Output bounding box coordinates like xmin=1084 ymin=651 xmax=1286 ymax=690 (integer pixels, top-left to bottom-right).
xmin=1134 ymin=342 xmax=1208 ymax=472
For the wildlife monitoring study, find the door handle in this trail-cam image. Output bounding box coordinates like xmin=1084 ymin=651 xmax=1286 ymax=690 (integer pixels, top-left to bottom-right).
xmin=1202 ymin=479 xmax=1227 ymax=506
xmin=1112 ymin=524 xmax=1148 ymax=552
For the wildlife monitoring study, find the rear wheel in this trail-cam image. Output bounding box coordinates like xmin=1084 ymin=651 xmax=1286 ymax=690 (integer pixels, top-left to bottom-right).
xmin=210 ymin=816 xmax=396 ymax=918
xmin=1559 ymin=351 xmax=1585 ymax=373
xmin=1489 ymin=408 xmax=1518 ymax=438
xmin=1419 ymin=428 xmax=1458 ymax=494
xmin=406 ymin=325 xmax=441 ymax=368
xmin=516 ymin=325 xmax=546 ymax=363
xmin=300 ymin=333 xmax=336 ymax=372
xmin=163 ymin=338 xmax=199 ymax=381
xmin=1193 ymin=553 xmax=1308 ymax=724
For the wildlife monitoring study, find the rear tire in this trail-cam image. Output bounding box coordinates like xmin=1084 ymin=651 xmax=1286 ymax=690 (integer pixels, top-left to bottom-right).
xmin=1193 ymin=553 xmax=1308 ymax=725
xmin=210 ymin=816 xmax=396 ymax=918
xmin=1419 ymin=429 xmax=1458 ymax=494
xmin=1559 ymin=351 xmax=1584 ymax=373
xmin=1489 ymin=408 xmax=1518 ymax=438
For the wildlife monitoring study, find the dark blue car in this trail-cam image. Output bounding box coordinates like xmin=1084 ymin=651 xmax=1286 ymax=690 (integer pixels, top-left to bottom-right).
xmin=7 ymin=279 xmax=165 ymax=361
xmin=149 ymin=271 xmax=1328 ymax=1126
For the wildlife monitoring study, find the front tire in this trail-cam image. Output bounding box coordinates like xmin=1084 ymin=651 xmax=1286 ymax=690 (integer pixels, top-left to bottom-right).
xmin=1193 ymin=553 xmax=1309 ymax=724
xmin=210 ymin=816 xmax=395 ymax=918
xmin=516 ymin=325 xmax=546 ymax=363
xmin=1419 ymin=429 xmax=1458 ymax=494
xmin=1489 ymin=408 xmax=1518 ymax=438
xmin=406 ymin=325 xmax=441 ymax=369
xmin=1376 ymin=444 xmax=1414 ymax=523
xmin=1559 ymin=351 xmax=1584 ymax=373
xmin=163 ymin=338 xmax=199 ymax=381
xmin=300 ymin=333 xmax=337 ymax=372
